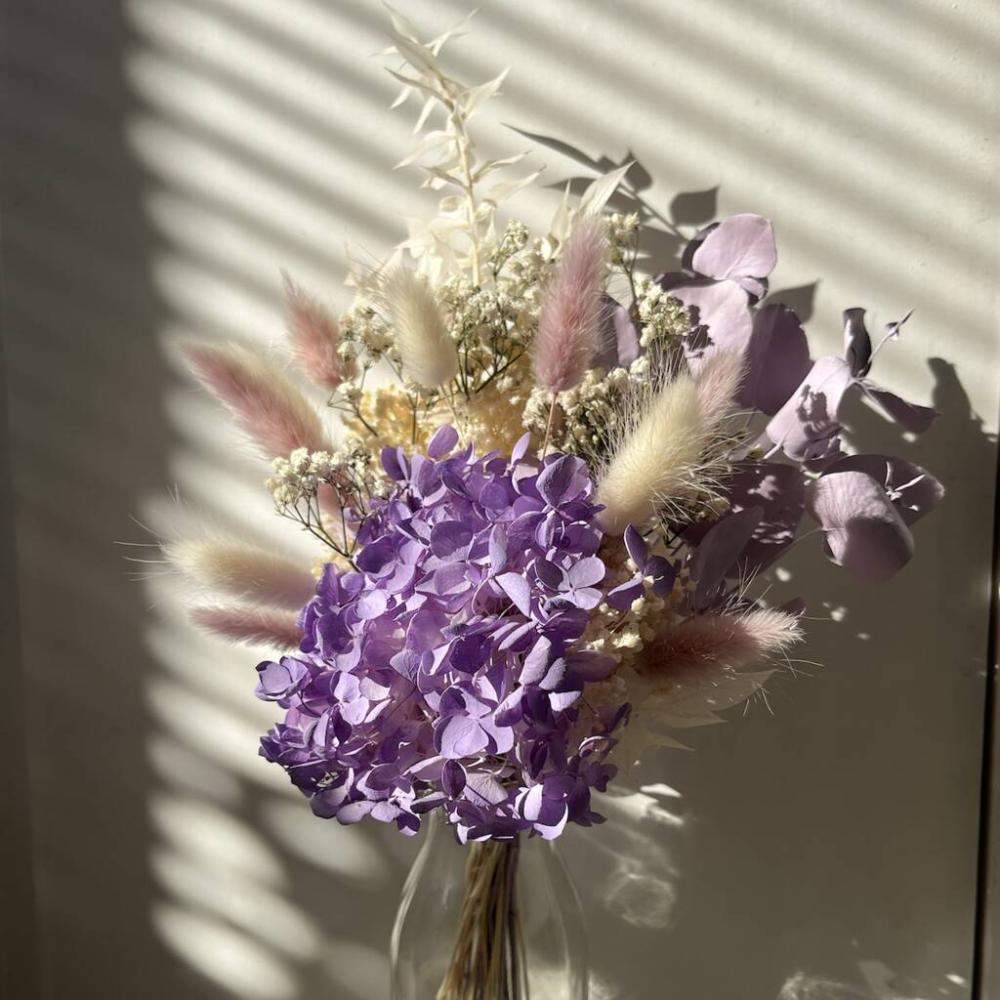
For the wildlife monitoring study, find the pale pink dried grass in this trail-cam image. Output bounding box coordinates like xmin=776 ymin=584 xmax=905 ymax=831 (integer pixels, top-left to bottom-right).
xmin=643 ymin=608 xmax=802 ymax=677
xmin=181 ymin=341 xmax=330 ymax=459
xmin=282 ymin=274 xmax=343 ymax=392
xmin=533 ymin=217 xmax=608 ymax=394
xmin=190 ymin=604 xmax=301 ymax=649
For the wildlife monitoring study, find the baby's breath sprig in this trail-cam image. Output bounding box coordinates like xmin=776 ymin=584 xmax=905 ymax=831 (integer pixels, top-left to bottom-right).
xmin=266 ymin=444 xmax=383 ymax=564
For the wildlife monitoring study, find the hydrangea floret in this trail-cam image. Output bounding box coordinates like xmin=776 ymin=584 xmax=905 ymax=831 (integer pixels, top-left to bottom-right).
xmin=256 ymin=426 xmax=627 ymax=841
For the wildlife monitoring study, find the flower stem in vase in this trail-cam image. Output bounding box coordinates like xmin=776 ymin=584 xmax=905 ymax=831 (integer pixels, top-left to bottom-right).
xmin=437 ymin=836 xmax=528 ymax=1000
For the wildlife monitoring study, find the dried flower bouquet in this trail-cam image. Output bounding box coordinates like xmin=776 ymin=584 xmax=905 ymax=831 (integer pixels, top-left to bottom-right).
xmin=161 ymin=9 xmax=944 ymax=998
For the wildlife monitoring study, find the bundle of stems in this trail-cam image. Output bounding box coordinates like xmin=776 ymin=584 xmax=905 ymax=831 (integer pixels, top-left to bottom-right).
xmin=437 ymin=836 xmax=528 ymax=1000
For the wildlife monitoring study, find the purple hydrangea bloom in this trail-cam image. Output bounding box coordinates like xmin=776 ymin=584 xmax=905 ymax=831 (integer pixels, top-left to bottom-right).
xmin=256 ymin=429 xmax=627 ymax=841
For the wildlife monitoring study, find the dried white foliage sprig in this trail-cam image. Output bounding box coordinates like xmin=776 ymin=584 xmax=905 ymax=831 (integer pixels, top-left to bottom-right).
xmin=383 ymin=6 xmax=540 ymax=282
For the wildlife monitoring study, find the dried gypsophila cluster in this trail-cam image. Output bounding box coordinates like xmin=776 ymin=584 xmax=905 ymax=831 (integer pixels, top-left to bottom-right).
xmin=161 ymin=8 xmax=945 ymax=850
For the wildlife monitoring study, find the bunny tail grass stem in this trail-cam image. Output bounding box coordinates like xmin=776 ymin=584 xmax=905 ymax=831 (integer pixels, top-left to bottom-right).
xmin=540 ymin=396 xmax=558 ymax=459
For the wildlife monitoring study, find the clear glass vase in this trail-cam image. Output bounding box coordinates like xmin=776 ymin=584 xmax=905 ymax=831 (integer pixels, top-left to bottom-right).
xmin=391 ymin=815 xmax=588 ymax=999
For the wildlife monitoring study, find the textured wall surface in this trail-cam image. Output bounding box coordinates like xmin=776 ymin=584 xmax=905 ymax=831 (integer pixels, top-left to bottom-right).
xmin=3 ymin=1 xmax=999 ymax=998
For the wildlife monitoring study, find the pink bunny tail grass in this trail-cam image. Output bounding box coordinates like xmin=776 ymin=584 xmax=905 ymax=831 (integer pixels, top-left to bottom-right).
xmin=181 ymin=341 xmax=330 ymax=459
xmin=643 ymin=608 xmax=802 ymax=677
xmin=190 ymin=604 xmax=302 ymax=650
xmin=282 ymin=274 xmax=343 ymax=392
xmin=166 ymin=538 xmax=317 ymax=609
xmin=532 ymin=216 xmax=608 ymax=394
xmin=694 ymin=350 xmax=745 ymax=429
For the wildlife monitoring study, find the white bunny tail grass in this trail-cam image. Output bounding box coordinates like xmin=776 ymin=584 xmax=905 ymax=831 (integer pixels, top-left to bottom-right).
xmin=181 ymin=341 xmax=331 ymax=459
xmin=166 ymin=538 xmax=317 ymax=609
xmin=643 ymin=608 xmax=803 ymax=678
xmin=190 ymin=603 xmax=301 ymax=650
xmin=596 ymin=372 xmax=706 ymax=536
xmin=380 ymin=266 xmax=457 ymax=390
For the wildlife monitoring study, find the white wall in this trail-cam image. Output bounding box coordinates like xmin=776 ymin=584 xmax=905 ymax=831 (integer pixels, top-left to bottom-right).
xmin=3 ymin=1 xmax=998 ymax=998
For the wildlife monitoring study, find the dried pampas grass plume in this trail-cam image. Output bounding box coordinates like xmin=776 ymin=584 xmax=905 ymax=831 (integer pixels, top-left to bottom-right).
xmin=381 ymin=266 xmax=457 ymax=390
xmin=167 ymin=538 xmax=317 ymax=609
xmin=282 ymin=274 xmax=343 ymax=392
xmin=533 ymin=217 xmax=607 ymax=394
xmin=190 ymin=604 xmax=301 ymax=650
xmin=181 ymin=341 xmax=330 ymax=459
xmin=643 ymin=608 xmax=803 ymax=678
xmin=596 ymin=373 xmax=704 ymax=535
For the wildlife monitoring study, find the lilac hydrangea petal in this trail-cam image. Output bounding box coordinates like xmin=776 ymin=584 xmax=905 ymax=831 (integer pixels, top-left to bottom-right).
xmin=806 ymin=470 xmax=914 ymax=581
xmin=510 ymin=432 xmax=532 ymax=464
xmin=255 ymin=658 xmax=310 ymax=701
xmin=430 ymin=520 xmax=474 ymax=558
xmin=464 ymin=772 xmax=508 ymax=807
xmin=380 ymin=446 xmax=407 ymax=481
xmin=336 ymin=800 xmax=375 ymax=825
xmin=537 ymin=454 xmax=580 ymax=507
xmin=356 ymin=589 xmax=388 ymax=620
xmin=441 ymin=759 xmax=466 ymax=798
xmin=623 ymin=524 xmax=648 ymax=567
xmin=521 ymin=636 xmax=553 ymax=685
xmin=645 ymin=556 xmax=676 ymax=597
xmin=497 ymin=573 xmax=532 ymax=616
xmin=534 ymin=559 xmax=565 ymax=591
xmin=607 ymin=575 xmax=644 ymax=610
xmin=436 ymin=714 xmax=489 ymax=758
xmin=487 ymin=524 xmax=508 ymax=575
xmin=427 ymin=424 xmax=459 ymax=459
xmin=567 ymin=556 xmax=605 ymax=588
